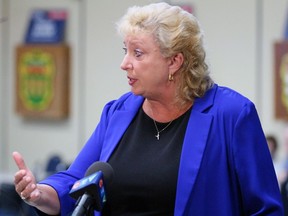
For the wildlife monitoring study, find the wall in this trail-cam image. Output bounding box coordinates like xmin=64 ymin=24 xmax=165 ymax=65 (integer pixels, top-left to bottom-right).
xmin=4 ymin=0 xmax=83 ymax=174
xmin=1 ymin=0 xmax=287 ymax=175
xmin=0 ymin=0 xmax=10 ymax=172
xmin=0 ymin=0 xmax=4 ymax=171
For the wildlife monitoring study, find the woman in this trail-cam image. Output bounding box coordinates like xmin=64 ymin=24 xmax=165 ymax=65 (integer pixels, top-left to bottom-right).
xmin=13 ymin=2 xmax=283 ymax=215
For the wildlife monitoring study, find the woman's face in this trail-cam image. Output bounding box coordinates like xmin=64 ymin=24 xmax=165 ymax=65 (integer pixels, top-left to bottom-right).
xmin=120 ymin=33 xmax=171 ymax=99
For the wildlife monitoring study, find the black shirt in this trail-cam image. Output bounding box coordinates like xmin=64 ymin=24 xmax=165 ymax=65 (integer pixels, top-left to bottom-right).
xmin=102 ymin=107 xmax=191 ymax=216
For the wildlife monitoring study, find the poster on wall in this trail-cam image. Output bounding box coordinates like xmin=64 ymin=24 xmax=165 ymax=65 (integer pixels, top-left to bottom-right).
xmin=25 ymin=9 xmax=67 ymax=44
xmin=274 ymin=41 xmax=288 ymax=120
xmin=15 ymin=45 xmax=70 ymax=119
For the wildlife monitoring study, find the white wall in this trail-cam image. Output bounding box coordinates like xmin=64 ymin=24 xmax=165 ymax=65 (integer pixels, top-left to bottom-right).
xmin=191 ymin=0 xmax=257 ymax=101
xmin=0 ymin=0 xmax=4 ymax=171
xmin=1 ymin=0 xmax=287 ymax=175
xmin=0 ymin=0 xmax=10 ymax=172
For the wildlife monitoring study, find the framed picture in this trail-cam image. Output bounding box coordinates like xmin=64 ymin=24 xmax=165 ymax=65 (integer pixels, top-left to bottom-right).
xmin=15 ymin=44 xmax=70 ymax=119
xmin=274 ymin=41 xmax=288 ymax=120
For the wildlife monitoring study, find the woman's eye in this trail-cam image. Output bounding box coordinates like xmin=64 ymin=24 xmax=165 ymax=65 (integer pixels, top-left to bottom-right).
xmin=135 ymin=49 xmax=143 ymax=57
xmin=123 ymin=47 xmax=127 ymax=54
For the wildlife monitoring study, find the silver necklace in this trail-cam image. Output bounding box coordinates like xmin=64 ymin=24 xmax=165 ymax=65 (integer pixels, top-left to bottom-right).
xmin=153 ymin=119 xmax=173 ymax=140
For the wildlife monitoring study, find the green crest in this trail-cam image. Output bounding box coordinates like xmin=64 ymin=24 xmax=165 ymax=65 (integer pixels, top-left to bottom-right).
xmin=18 ymin=49 xmax=55 ymax=111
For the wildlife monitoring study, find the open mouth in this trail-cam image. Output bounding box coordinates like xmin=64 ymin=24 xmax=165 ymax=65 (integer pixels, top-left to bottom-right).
xmin=128 ymin=76 xmax=137 ymax=85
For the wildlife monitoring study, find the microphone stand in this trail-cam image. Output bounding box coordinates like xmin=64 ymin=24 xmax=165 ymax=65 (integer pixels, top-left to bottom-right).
xmin=71 ymin=193 xmax=95 ymax=216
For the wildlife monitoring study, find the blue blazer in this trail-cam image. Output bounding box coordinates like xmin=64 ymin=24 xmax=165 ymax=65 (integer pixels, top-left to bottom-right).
xmin=41 ymin=84 xmax=283 ymax=215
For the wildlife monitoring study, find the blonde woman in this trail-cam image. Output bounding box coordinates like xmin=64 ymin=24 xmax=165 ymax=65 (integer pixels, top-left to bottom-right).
xmin=13 ymin=3 xmax=283 ymax=215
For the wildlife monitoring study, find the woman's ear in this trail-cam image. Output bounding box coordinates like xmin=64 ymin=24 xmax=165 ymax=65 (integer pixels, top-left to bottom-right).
xmin=168 ymin=52 xmax=184 ymax=74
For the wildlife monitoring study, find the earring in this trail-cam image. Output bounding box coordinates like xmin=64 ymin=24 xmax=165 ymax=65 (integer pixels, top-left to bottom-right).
xmin=168 ymin=73 xmax=174 ymax=81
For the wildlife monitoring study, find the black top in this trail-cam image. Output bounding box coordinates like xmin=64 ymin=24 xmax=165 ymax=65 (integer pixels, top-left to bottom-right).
xmin=102 ymin=107 xmax=191 ymax=216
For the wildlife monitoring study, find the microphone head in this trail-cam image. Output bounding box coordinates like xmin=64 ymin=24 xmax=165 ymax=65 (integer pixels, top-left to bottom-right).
xmin=69 ymin=161 xmax=114 ymax=211
xmin=85 ymin=161 xmax=114 ymax=185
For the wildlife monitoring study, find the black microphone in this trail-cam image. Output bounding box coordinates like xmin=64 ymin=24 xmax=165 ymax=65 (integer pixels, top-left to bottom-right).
xmin=69 ymin=162 xmax=114 ymax=216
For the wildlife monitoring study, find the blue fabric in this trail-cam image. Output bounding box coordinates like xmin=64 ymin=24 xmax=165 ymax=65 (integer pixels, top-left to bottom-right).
xmin=40 ymin=84 xmax=283 ymax=216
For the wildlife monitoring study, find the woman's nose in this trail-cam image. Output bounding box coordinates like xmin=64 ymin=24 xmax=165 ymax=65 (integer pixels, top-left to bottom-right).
xmin=120 ymin=55 xmax=133 ymax=71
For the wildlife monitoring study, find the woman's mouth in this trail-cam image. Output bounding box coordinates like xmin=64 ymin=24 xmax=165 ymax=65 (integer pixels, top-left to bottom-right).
xmin=128 ymin=77 xmax=137 ymax=86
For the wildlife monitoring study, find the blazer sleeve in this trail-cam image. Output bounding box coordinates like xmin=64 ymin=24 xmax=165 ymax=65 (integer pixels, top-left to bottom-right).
xmin=38 ymin=100 xmax=116 ymax=216
xmin=232 ymin=101 xmax=283 ymax=215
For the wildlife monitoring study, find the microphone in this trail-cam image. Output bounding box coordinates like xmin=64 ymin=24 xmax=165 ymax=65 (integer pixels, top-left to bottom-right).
xmin=69 ymin=162 xmax=114 ymax=216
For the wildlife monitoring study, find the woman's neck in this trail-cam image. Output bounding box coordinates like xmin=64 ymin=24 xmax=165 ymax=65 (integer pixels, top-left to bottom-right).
xmin=142 ymin=98 xmax=192 ymax=123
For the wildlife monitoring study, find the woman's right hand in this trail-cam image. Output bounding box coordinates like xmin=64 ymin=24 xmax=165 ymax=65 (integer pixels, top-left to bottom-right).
xmin=12 ymin=151 xmax=41 ymax=207
xmin=12 ymin=151 xmax=60 ymax=215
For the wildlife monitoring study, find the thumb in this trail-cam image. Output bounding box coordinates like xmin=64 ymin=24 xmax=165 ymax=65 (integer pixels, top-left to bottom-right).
xmin=12 ymin=151 xmax=28 ymax=170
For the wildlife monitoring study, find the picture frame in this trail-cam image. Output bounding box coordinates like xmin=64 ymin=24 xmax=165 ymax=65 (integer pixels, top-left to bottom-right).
xmin=15 ymin=44 xmax=70 ymax=119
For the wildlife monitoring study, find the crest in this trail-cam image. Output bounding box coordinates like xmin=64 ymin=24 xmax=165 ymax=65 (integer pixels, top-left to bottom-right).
xmin=18 ymin=49 xmax=55 ymax=111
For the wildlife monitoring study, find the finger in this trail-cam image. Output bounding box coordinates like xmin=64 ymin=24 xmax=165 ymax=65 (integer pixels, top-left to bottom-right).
xmin=12 ymin=151 xmax=28 ymax=170
xmin=20 ymin=180 xmax=36 ymax=199
xmin=21 ymin=184 xmax=40 ymax=206
xmin=15 ymin=175 xmax=32 ymax=194
xmin=14 ymin=169 xmax=26 ymax=184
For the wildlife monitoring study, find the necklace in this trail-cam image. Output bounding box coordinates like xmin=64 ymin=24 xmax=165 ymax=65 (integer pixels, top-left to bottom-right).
xmin=153 ymin=119 xmax=173 ymax=140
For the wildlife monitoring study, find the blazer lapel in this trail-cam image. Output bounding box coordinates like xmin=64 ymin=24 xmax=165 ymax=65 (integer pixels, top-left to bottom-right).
xmin=100 ymin=95 xmax=144 ymax=161
xmin=174 ymin=111 xmax=213 ymax=215
xmin=174 ymin=85 xmax=216 ymax=215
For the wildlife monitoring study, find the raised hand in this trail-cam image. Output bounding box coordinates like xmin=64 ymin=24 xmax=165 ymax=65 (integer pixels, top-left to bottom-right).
xmin=12 ymin=151 xmax=41 ymax=206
